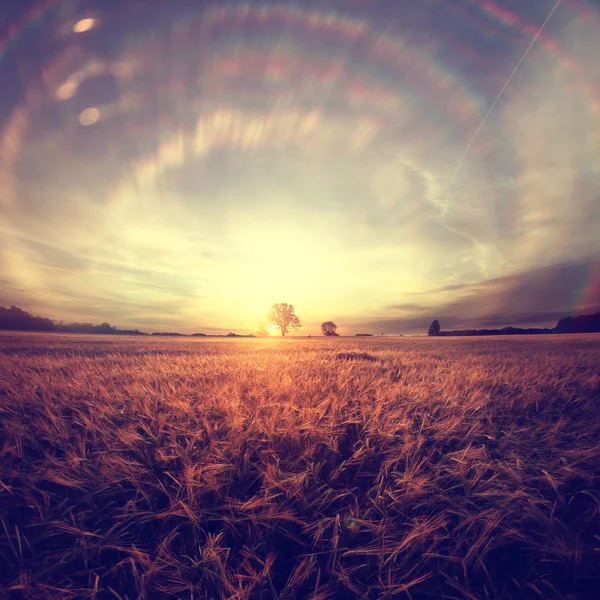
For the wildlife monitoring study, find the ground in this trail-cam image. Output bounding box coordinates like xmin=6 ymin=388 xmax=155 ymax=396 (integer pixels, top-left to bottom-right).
xmin=1 ymin=333 xmax=599 ymax=599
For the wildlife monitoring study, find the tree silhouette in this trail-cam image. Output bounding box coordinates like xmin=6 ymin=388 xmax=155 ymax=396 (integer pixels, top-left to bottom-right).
xmin=321 ymin=321 xmax=339 ymax=336
xmin=268 ymin=303 xmax=301 ymax=337
xmin=428 ymin=319 xmax=441 ymax=337
xmin=0 ymin=305 xmax=55 ymax=331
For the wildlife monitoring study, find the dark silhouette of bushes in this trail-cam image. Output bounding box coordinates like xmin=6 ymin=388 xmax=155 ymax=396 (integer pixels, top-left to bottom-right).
xmin=0 ymin=306 xmax=144 ymax=335
xmin=441 ymin=327 xmax=554 ymax=336
xmin=555 ymin=312 xmax=600 ymax=333
xmin=57 ymin=322 xmax=145 ymax=335
xmin=0 ymin=306 xmax=55 ymax=331
xmin=433 ymin=312 xmax=600 ymax=337
xmin=151 ymin=332 xmax=184 ymax=337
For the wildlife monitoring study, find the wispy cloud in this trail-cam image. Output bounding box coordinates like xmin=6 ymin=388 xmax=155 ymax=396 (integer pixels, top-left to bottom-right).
xmin=1 ymin=1 xmax=599 ymax=333
xmin=358 ymin=259 xmax=600 ymax=334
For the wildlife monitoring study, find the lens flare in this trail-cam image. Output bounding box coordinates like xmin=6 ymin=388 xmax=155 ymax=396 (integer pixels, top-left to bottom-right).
xmin=73 ymin=18 xmax=96 ymax=34
xmin=78 ymin=107 xmax=100 ymax=126
xmin=55 ymin=81 xmax=78 ymax=100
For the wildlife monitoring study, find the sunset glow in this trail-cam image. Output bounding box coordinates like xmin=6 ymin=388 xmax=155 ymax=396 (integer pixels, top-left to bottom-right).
xmin=1 ymin=0 xmax=599 ymax=334
xmin=2 ymin=6 xmax=600 ymax=592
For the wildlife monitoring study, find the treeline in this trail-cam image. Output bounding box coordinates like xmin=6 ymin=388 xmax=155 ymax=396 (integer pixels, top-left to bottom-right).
xmin=0 ymin=306 xmax=255 ymax=337
xmin=0 ymin=306 xmax=145 ymax=335
xmin=555 ymin=313 xmax=600 ymax=333
xmin=57 ymin=322 xmax=145 ymax=335
xmin=437 ymin=312 xmax=600 ymax=336
xmin=0 ymin=306 xmax=55 ymax=332
xmin=440 ymin=326 xmax=554 ymax=337
xmin=3 ymin=304 xmax=599 ymax=337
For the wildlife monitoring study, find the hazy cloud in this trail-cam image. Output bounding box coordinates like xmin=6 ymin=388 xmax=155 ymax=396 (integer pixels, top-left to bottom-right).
xmin=361 ymin=259 xmax=600 ymax=334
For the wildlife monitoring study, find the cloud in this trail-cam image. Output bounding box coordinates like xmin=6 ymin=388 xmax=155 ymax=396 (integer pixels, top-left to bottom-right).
xmin=17 ymin=238 xmax=91 ymax=271
xmin=359 ymin=259 xmax=600 ymax=333
xmin=1 ymin=1 xmax=600 ymax=334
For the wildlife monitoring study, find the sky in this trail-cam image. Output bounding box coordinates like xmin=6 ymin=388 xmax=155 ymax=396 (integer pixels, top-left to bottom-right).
xmin=1 ymin=0 xmax=600 ymax=335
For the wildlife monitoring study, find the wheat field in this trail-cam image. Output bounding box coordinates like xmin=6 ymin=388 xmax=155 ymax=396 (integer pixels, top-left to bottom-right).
xmin=1 ymin=332 xmax=599 ymax=599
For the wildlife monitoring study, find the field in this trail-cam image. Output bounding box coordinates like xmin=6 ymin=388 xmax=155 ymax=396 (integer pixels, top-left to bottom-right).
xmin=1 ymin=333 xmax=599 ymax=599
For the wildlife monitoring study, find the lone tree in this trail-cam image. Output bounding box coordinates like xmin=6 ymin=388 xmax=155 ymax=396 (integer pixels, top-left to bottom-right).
xmin=321 ymin=321 xmax=339 ymax=336
xmin=428 ymin=319 xmax=441 ymax=337
xmin=268 ymin=303 xmax=301 ymax=337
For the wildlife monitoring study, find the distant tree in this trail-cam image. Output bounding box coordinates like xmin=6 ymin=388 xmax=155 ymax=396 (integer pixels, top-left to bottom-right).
xmin=321 ymin=321 xmax=339 ymax=336
xmin=428 ymin=319 xmax=441 ymax=337
xmin=555 ymin=312 xmax=600 ymax=334
xmin=98 ymin=322 xmax=116 ymax=333
xmin=268 ymin=303 xmax=301 ymax=337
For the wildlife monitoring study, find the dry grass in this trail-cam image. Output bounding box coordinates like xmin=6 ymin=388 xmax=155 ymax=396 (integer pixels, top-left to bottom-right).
xmin=0 ymin=332 xmax=599 ymax=599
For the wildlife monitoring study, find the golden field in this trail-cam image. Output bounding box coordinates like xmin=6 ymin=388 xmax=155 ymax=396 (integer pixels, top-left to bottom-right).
xmin=1 ymin=333 xmax=599 ymax=599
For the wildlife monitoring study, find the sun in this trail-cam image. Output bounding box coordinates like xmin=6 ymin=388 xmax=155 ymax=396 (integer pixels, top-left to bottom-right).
xmin=268 ymin=323 xmax=280 ymax=336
